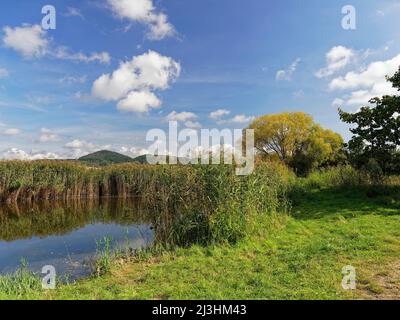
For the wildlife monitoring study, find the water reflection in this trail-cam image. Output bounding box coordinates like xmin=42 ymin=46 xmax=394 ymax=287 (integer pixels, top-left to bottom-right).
xmin=0 ymin=198 xmax=154 ymax=279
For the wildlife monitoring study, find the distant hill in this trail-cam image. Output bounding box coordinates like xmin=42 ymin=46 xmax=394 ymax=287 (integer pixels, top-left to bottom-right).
xmin=132 ymin=154 xmax=151 ymax=164
xmin=78 ymin=150 xmax=135 ymax=166
xmin=132 ymin=154 xmax=193 ymax=164
xmin=79 ymin=151 xmax=193 ymax=166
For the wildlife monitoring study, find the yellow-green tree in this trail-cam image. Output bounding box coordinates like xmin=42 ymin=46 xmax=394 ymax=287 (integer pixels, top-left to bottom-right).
xmin=248 ymin=112 xmax=344 ymax=175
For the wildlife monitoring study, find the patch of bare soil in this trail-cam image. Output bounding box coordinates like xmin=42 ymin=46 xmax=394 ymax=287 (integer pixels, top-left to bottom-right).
xmin=357 ymin=260 xmax=400 ymax=300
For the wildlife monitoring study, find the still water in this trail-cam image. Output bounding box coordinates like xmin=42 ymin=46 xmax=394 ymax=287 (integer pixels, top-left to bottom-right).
xmin=0 ymin=199 xmax=154 ymax=279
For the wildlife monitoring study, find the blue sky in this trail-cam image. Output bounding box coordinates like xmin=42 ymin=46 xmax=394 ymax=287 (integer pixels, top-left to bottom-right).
xmin=0 ymin=0 xmax=400 ymax=159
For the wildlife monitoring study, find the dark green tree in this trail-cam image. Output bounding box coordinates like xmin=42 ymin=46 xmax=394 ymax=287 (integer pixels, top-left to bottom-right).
xmin=339 ymin=67 xmax=400 ymax=174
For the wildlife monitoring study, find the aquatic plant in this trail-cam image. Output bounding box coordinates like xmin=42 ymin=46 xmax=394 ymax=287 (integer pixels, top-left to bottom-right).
xmin=0 ymin=160 xmax=292 ymax=246
xmin=0 ymin=259 xmax=42 ymax=298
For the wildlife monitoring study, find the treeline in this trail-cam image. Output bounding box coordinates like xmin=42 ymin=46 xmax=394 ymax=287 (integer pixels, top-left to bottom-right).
xmin=248 ymin=66 xmax=400 ymax=178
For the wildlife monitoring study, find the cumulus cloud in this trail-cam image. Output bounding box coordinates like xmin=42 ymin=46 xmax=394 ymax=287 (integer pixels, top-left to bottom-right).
xmin=276 ymin=58 xmax=301 ymax=81
xmin=332 ymin=98 xmax=345 ymax=108
xmin=230 ymin=114 xmax=255 ymax=123
xmin=120 ymin=146 xmax=149 ymax=157
xmin=166 ymin=111 xmax=197 ymax=122
xmin=64 ymin=139 xmax=111 ymax=159
xmin=38 ymin=128 xmax=60 ymax=143
xmin=209 ymin=109 xmax=230 ymax=120
xmin=65 ymin=139 xmax=95 ymax=150
xmin=107 ymin=0 xmax=175 ymax=40
xmin=117 ymin=90 xmax=161 ymax=112
xmin=0 ymin=148 xmax=60 ymax=160
xmin=315 ymin=46 xmax=355 ymax=78
xmin=2 ymin=24 xmax=110 ymax=64
xmin=3 ymin=24 xmax=48 ymax=58
xmin=184 ymin=120 xmax=202 ymax=129
xmin=330 ymin=53 xmax=400 ymax=106
xmin=52 ymin=47 xmax=111 ymax=64
xmin=218 ymin=114 xmax=255 ymax=125
xmin=92 ymin=50 xmax=180 ymax=113
xmin=0 ymin=144 xmax=151 ymax=161
xmin=3 ymin=128 xmax=21 ymax=136
xmin=65 ymin=7 xmax=84 ymax=19
xmin=166 ymin=111 xmax=201 ymax=128
xmin=0 ymin=68 xmax=9 ymax=78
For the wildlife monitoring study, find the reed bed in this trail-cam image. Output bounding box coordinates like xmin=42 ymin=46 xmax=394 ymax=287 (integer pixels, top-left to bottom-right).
xmin=0 ymin=160 xmax=291 ymax=245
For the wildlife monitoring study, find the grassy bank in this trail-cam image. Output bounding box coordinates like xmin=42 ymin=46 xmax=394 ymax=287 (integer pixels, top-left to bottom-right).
xmin=1 ymin=184 xmax=399 ymax=299
xmin=0 ymin=165 xmax=400 ymax=299
xmin=1 ymin=167 xmax=399 ymax=300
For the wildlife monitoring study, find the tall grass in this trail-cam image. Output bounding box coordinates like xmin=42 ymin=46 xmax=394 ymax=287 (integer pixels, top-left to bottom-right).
xmin=0 ymin=160 xmax=291 ymax=246
xmin=289 ymin=165 xmax=400 ymax=207
xmin=0 ymin=260 xmax=42 ymax=299
xmin=292 ymin=165 xmax=366 ymax=191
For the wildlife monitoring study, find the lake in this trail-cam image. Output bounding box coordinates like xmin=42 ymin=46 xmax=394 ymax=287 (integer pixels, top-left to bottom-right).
xmin=0 ymin=198 xmax=154 ymax=280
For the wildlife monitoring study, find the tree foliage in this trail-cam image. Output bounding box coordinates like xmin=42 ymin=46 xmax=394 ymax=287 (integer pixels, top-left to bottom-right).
xmin=249 ymin=112 xmax=344 ymax=175
xmin=339 ymin=67 xmax=400 ymax=174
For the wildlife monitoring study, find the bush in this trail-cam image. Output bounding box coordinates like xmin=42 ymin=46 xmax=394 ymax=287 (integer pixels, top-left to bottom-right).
xmin=362 ymin=158 xmax=384 ymax=185
xmin=291 ymin=166 xmax=366 ymax=192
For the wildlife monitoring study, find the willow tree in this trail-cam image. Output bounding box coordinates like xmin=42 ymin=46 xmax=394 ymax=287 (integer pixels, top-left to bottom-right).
xmin=248 ymin=112 xmax=344 ymax=175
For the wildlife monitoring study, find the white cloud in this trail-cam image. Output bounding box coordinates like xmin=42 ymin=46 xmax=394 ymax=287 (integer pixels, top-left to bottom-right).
xmin=38 ymin=128 xmax=60 ymax=143
xmin=315 ymin=46 xmax=355 ymax=78
xmin=166 ymin=111 xmax=197 ymax=122
xmin=230 ymin=114 xmax=255 ymax=123
xmin=293 ymin=90 xmax=304 ymax=98
xmin=1 ymin=148 xmax=30 ymax=160
xmin=120 ymin=146 xmax=149 ymax=157
xmin=59 ymin=75 xmax=87 ymax=85
xmin=93 ymin=50 xmax=180 ymax=100
xmin=0 ymin=68 xmax=9 ymax=78
xmin=92 ymin=50 xmax=180 ymax=113
xmin=276 ymin=58 xmax=301 ymax=81
xmin=218 ymin=114 xmax=255 ymax=125
xmin=330 ymin=53 xmax=400 ymax=106
xmin=65 ymin=139 xmax=95 ymax=150
xmin=329 ymin=54 xmax=400 ymax=90
xmin=117 ymin=90 xmax=161 ymax=112
xmin=184 ymin=120 xmax=202 ymax=129
xmin=3 ymin=24 xmax=48 ymax=58
xmin=65 ymin=7 xmax=84 ymax=19
xmin=0 ymin=148 xmax=60 ymax=160
xmin=64 ymin=139 xmax=111 ymax=158
xmin=209 ymin=109 xmax=230 ymax=120
xmin=107 ymin=0 xmax=175 ymax=40
xmin=166 ymin=111 xmax=201 ymax=128
xmin=52 ymin=47 xmax=111 ymax=64
xmin=3 ymin=128 xmax=21 ymax=136
xmin=3 ymin=24 xmax=110 ymax=64
xmin=332 ymin=98 xmax=344 ymax=108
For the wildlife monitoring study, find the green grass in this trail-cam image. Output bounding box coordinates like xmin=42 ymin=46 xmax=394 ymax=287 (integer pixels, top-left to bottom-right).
xmin=2 ymin=185 xmax=399 ymax=300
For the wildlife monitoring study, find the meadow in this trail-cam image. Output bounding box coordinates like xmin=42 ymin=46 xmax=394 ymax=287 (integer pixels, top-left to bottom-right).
xmin=0 ymin=160 xmax=398 ymax=299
